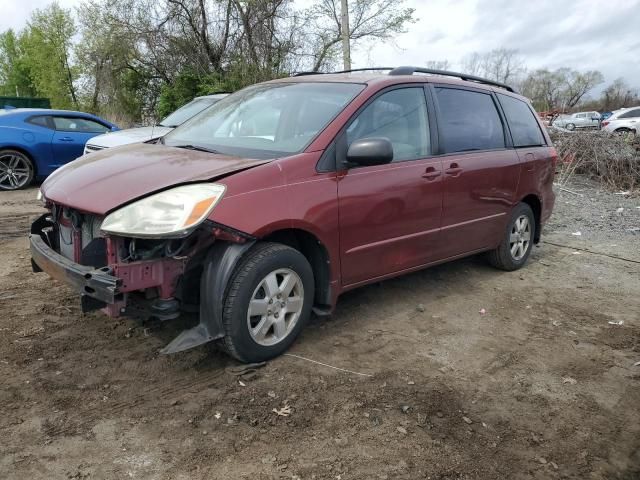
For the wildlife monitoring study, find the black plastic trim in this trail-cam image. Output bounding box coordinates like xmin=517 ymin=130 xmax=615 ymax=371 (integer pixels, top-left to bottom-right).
xmin=389 ymin=66 xmax=516 ymax=93
xmin=30 ymin=232 xmax=121 ymax=304
xmin=160 ymin=241 xmax=255 ymax=354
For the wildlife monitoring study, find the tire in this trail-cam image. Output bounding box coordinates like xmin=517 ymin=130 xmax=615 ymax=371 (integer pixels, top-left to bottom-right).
xmin=487 ymin=203 xmax=535 ymax=271
xmin=614 ymin=128 xmax=632 ymax=135
xmin=0 ymin=149 xmax=35 ymax=191
xmin=219 ymin=242 xmax=314 ymax=363
xmin=565 ymin=123 xmax=575 ymax=131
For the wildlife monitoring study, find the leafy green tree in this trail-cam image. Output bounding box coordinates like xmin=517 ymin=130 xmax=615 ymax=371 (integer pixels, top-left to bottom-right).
xmin=21 ymin=3 xmax=78 ymax=109
xmin=0 ymin=29 xmax=36 ymax=97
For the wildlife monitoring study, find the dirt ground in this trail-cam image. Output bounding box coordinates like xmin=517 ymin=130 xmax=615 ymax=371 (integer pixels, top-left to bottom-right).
xmin=1 ymin=178 xmax=639 ymax=480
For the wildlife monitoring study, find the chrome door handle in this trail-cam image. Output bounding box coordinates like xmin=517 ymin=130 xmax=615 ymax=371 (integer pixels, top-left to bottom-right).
xmin=58 ymin=137 xmax=74 ymax=142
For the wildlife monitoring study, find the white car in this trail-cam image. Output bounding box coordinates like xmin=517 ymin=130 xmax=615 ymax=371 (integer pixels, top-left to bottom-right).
xmin=552 ymin=111 xmax=600 ymax=131
xmin=84 ymin=94 xmax=228 ymax=154
xmin=601 ymin=106 xmax=640 ymax=134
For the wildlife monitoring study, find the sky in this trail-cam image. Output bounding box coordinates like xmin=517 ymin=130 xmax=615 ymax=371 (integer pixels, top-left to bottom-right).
xmin=2 ymin=0 xmax=639 ymax=93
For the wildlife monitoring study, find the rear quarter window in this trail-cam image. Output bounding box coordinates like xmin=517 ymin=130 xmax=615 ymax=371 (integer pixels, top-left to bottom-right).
xmin=27 ymin=116 xmax=51 ymax=128
xmin=618 ymin=109 xmax=640 ymax=119
xmin=52 ymin=116 xmax=110 ymax=133
xmin=498 ymin=94 xmax=545 ymax=148
xmin=434 ymin=87 xmax=505 ymax=153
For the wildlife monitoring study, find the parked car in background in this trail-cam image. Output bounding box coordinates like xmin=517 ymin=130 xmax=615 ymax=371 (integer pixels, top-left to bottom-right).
xmin=0 ymin=109 xmax=118 ymax=190
xmin=31 ymin=67 xmax=556 ymax=363
xmin=552 ymin=111 xmax=600 ymax=130
xmin=84 ymin=94 xmax=228 ymax=154
xmin=601 ymin=106 xmax=640 ymax=134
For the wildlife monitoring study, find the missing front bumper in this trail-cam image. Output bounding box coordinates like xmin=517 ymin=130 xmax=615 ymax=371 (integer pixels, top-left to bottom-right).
xmin=30 ymin=233 xmax=122 ymax=307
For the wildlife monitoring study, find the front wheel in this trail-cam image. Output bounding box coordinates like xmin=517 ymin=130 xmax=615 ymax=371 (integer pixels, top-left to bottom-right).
xmin=0 ymin=150 xmax=35 ymax=190
xmin=487 ymin=203 xmax=535 ymax=271
xmin=565 ymin=123 xmax=576 ymax=131
xmin=219 ymin=242 xmax=314 ymax=363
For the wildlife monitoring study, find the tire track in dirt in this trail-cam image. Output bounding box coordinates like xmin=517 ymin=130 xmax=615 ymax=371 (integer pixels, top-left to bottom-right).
xmin=0 ymin=213 xmax=40 ymax=239
xmin=42 ymin=367 xmax=229 ymax=437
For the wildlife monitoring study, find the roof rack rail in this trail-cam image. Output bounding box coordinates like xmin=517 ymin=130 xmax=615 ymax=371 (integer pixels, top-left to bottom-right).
xmin=389 ymin=66 xmax=516 ymax=92
xmin=293 ymin=67 xmax=394 ymax=77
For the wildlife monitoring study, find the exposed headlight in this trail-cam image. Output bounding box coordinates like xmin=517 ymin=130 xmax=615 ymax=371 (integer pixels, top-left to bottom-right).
xmin=101 ymin=184 xmax=226 ymax=238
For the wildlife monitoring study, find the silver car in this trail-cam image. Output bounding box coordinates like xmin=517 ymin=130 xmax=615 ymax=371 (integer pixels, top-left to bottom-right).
xmin=84 ymin=94 xmax=228 ymax=154
xmin=553 ymin=111 xmax=600 ymax=130
xmin=601 ymin=106 xmax=640 ymax=135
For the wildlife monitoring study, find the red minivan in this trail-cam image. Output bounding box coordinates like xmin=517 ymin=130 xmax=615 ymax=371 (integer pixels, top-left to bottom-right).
xmin=31 ymin=67 xmax=556 ymax=362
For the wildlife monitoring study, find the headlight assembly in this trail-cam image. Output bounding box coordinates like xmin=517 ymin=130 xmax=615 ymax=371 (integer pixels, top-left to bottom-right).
xmin=101 ymin=184 xmax=226 ymax=238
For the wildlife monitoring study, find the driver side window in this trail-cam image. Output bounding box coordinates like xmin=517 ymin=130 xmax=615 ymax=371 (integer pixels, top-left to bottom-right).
xmin=346 ymin=87 xmax=431 ymax=162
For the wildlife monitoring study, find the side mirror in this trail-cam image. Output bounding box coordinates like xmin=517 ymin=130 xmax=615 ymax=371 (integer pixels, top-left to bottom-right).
xmin=346 ymin=137 xmax=393 ymax=167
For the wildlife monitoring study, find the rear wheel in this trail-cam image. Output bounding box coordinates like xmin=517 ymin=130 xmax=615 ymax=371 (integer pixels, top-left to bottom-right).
xmin=219 ymin=242 xmax=314 ymax=363
xmin=0 ymin=150 xmax=34 ymax=190
xmin=487 ymin=203 xmax=535 ymax=271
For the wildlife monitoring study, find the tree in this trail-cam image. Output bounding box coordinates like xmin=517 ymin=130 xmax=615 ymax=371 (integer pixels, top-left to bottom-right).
xmin=304 ymin=0 xmax=415 ymax=71
xmin=461 ymin=48 xmax=524 ymax=84
xmin=424 ymin=59 xmax=450 ymax=71
xmin=76 ymin=0 xmax=152 ymax=122
xmin=601 ymin=78 xmax=638 ymax=110
xmin=520 ymin=69 xmax=564 ymax=111
xmin=521 ymin=67 xmax=604 ymax=111
xmin=0 ymin=29 xmax=36 ymax=97
xmin=559 ymin=68 xmax=604 ymax=108
xmin=21 ymin=3 xmax=78 ymax=109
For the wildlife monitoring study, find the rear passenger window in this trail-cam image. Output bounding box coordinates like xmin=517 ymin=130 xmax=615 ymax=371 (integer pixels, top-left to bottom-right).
xmin=346 ymin=87 xmax=430 ymax=162
xmin=498 ymin=94 xmax=545 ymax=148
xmin=434 ymin=88 xmax=505 ymax=153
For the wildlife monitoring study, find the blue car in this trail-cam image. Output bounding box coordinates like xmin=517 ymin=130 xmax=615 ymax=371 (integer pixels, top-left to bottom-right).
xmin=0 ymin=108 xmax=118 ymax=190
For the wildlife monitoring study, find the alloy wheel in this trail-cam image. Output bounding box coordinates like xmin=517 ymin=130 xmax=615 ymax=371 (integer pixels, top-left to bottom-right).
xmin=0 ymin=153 xmax=32 ymax=190
xmin=247 ymin=268 xmax=304 ymax=346
xmin=509 ymin=215 xmax=531 ymax=261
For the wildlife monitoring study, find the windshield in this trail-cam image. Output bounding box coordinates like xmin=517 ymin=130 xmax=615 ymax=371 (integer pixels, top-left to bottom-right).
xmin=163 ymin=82 xmax=365 ymax=159
xmin=159 ymin=97 xmax=221 ymax=127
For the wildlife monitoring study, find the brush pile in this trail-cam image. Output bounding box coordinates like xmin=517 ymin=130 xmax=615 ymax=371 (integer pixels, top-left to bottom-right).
xmin=549 ymin=129 xmax=639 ymax=191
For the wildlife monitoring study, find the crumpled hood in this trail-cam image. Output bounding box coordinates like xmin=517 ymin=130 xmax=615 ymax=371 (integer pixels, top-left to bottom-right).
xmin=42 ymin=143 xmax=270 ymax=215
xmin=86 ymin=126 xmax=174 ymax=149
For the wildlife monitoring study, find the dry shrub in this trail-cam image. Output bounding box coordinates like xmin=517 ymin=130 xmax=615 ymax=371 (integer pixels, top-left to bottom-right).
xmin=549 ymin=129 xmax=640 ymax=191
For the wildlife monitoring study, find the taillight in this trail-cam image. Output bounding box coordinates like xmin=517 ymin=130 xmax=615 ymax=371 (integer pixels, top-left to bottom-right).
xmin=601 ymin=121 xmax=610 ymax=127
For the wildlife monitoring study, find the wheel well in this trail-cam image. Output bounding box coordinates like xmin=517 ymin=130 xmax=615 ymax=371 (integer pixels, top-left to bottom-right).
xmin=0 ymin=146 xmax=37 ymax=175
xmin=521 ymin=194 xmax=541 ymax=243
xmin=262 ymin=229 xmax=331 ymax=307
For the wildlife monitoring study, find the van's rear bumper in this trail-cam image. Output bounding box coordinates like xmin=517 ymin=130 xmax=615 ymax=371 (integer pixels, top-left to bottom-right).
xmin=29 ymin=233 xmax=121 ymax=305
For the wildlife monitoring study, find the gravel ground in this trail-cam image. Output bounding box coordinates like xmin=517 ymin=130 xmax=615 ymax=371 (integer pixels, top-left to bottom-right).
xmin=548 ymin=175 xmax=640 ymax=240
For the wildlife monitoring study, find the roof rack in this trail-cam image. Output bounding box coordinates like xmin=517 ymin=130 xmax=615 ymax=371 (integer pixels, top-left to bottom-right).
xmin=293 ymin=67 xmax=394 ymax=77
xmin=291 ymin=66 xmax=516 ymax=93
xmin=389 ymin=66 xmax=516 ymax=92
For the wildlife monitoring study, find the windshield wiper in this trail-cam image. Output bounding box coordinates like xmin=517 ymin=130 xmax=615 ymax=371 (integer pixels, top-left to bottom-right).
xmin=172 ymin=144 xmax=220 ymax=154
